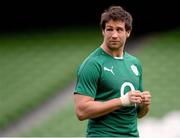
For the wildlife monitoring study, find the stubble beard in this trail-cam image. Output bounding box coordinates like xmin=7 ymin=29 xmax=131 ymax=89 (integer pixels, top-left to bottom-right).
xmin=107 ymin=42 xmax=124 ymax=51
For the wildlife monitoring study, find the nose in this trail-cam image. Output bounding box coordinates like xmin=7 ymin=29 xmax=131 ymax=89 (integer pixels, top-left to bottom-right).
xmin=112 ymin=31 xmax=118 ymax=38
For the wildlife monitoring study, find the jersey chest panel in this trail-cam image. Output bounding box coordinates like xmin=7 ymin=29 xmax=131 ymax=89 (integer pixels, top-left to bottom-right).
xmin=96 ymin=60 xmax=140 ymax=100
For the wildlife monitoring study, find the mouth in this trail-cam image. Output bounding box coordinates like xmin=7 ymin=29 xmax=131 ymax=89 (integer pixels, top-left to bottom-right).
xmin=110 ymin=41 xmax=119 ymax=43
xmin=110 ymin=41 xmax=119 ymax=45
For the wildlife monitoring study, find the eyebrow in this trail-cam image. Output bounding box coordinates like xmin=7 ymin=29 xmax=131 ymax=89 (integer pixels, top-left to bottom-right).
xmin=106 ymin=25 xmax=123 ymax=29
xmin=106 ymin=25 xmax=113 ymax=28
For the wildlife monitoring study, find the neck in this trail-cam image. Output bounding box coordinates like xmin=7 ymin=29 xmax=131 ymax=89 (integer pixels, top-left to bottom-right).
xmin=101 ymin=44 xmax=124 ymax=58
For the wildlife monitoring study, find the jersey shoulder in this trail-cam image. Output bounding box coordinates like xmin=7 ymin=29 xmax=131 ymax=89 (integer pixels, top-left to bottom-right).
xmin=77 ymin=47 xmax=104 ymax=74
xmin=125 ymin=52 xmax=142 ymax=65
xmin=125 ymin=52 xmax=143 ymax=72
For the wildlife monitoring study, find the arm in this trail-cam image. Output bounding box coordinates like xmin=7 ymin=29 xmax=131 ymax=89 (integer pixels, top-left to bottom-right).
xmin=137 ymin=91 xmax=151 ymax=118
xmin=74 ymin=94 xmax=122 ymax=121
xmin=74 ymin=91 xmax=142 ymax=121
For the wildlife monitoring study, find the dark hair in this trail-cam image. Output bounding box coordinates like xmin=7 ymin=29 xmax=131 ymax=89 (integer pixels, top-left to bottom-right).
xmin=100 ymin=6 xmax=133 ymax=31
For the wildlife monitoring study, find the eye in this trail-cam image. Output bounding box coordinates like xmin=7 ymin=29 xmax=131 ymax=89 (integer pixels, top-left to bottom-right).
xmin=106 ymin=28 xmax=113 ymax=31
xmin=116 ymin=28 xmax=124 ymax=32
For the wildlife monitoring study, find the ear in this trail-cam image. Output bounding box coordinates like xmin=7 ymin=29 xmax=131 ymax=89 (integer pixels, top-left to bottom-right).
xmin=102 ymin=29 xmax=105 ymax=36
xmin=126 ymin=31 xmax=131 ymax=38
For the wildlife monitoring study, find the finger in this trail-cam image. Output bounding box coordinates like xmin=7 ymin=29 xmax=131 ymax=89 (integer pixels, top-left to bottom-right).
xmin=143 ymin=98 xmax=151 ymax=105
xmin=131 ymin=96 xmax=142 ymax=104
xmin=143 ymin=96 xmax=151 ymax=102
xmin=142 ymin=92 xmax=151 ymax=99
xmin=133 ymin=90 xmax=141 ymax=94
xmin=142 ymin=91 xmax=150 ymax=96
xmin=131 ymin=91 xmax=142 ymax=97
xmin=143 ymin=101 xmax=151 ymax=105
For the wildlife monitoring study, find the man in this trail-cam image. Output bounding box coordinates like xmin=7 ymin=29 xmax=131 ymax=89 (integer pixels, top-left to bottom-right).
xmin=74 ymin=5 xmax=151 ymax=137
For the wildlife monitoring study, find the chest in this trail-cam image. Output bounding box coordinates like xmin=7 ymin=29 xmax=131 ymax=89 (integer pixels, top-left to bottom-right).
xmin=97 ymin=60 xmax=140 ymax=99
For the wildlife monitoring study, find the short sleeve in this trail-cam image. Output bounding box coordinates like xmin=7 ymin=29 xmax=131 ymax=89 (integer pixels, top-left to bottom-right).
xmin=74 ymin=59 xmax=101 ymax=98
xmin=139 ymin=71 xmax=144 ymax=92
xmin=136 ymin=58 xmax=144 ymax=92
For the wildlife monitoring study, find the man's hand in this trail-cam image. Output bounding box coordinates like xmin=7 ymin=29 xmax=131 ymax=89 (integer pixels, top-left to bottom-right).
xmin=141 ymin=91 xmax=151 ymax=106
xmin=120 ymin=90 xmax=142 ymax=106
xmin=137 ymin=91 xmax=151 ymax=118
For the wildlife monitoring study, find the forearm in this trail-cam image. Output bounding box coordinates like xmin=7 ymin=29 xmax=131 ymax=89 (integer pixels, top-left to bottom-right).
xmin=137 ymin=104 xmax=150 ymax=118
xmin=76 ymin=98 xmax=122 ymax=120
xmin=137 ymin=91 xmax=151 ymax=118
xmin=75 ymin=91 xmax=143 ymax=121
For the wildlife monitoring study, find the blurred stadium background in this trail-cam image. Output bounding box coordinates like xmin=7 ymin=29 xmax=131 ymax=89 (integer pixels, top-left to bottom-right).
xmin=0 ymin=0 xmax=180 ymax=137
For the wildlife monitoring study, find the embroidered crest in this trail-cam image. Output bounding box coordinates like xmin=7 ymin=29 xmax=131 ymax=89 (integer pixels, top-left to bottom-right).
xmin=131 ymin=65 xmax=139 ymax=76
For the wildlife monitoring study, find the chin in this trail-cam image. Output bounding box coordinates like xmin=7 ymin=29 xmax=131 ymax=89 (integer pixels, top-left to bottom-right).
xmin=108 ymin=45 xmax=122 ymax=50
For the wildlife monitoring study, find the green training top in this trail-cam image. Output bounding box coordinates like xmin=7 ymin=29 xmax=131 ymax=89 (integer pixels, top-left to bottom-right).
xmin=75 ymin=47 xmax=143 ymax=137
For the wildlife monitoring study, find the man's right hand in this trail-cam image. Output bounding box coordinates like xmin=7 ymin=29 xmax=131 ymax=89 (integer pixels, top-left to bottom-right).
xmin=120 ymin=91 xmax=142 ymax=106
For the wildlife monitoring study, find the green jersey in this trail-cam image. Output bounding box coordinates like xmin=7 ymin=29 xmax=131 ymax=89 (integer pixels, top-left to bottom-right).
xmin=75 ymin=47 xmax=143 ymax=137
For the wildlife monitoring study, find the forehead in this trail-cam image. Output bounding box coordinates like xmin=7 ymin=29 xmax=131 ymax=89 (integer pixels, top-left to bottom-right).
xmin=105 ymin=20 xmax=125 ymax=28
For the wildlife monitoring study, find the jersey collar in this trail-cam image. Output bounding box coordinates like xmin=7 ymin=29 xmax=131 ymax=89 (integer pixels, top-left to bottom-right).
xmin=100 ymin=47 xmax=125 ymax=60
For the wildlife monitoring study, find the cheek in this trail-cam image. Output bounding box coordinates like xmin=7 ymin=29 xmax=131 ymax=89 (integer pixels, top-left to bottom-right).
xmin=104 ymin=34 xmax=111 ymax=40
xmin=120 ymin=34 xmax=128 ymax=40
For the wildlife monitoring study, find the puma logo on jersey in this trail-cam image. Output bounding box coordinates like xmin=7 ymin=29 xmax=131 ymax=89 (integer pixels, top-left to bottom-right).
xmin=104 ymin=66 xmax=115 ymax=75
xmin=131 ymin=64 xmax=139 ymax=76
